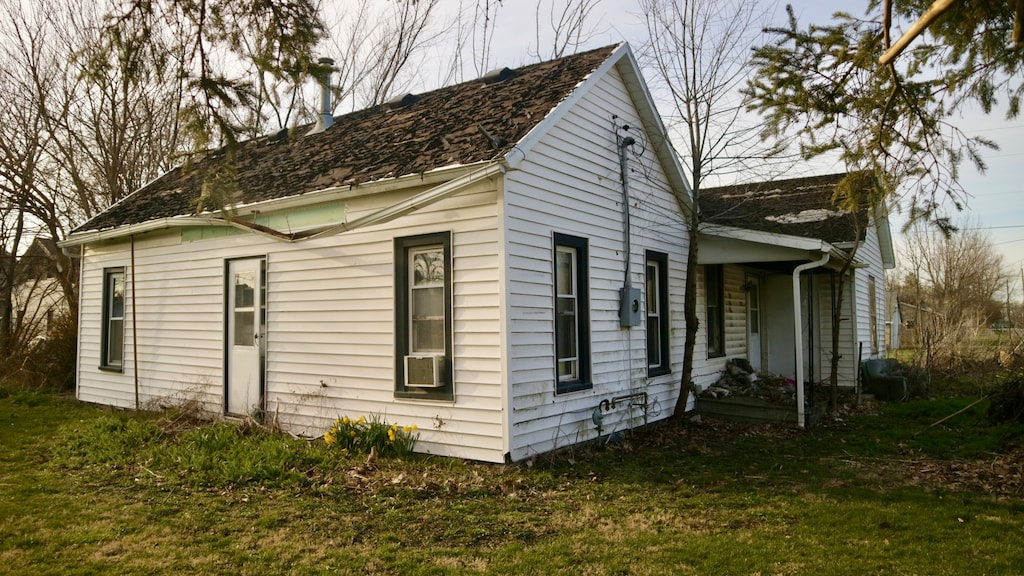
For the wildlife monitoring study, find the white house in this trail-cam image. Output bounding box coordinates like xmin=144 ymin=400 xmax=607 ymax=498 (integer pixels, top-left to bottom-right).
xmin=61 ymin=44 xmax=695 ymax=463
xmin=7 ymin=237 xmax=75 ymax=343
xmin=697 ymin=173 xmax=896 ymax=419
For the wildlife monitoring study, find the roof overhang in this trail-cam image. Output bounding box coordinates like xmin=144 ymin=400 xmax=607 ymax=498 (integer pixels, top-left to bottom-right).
xmin=501 ymin=43 xmax=693 ymax=216
xmin=61 ymin=161 xmax=498 ymax=249
xmin=698 ymin=223 xmax=850 ymax=266
xmin=874 ymin=206 xmax=897 ymax=269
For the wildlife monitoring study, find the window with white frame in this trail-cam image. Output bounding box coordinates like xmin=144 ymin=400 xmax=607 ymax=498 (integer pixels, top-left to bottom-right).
xmin=394 ymin=232 xmax=453 ymax=400
xmin=646 ymin=251 xmax=670 ymax=376
xmin=553 ymin=233 xmax=590 ymax=394
xmin=101 ymin=267 xmax=125 ymax=370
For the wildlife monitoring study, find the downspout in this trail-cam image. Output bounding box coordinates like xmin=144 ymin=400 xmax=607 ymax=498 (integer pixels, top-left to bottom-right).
xmin=130 ymin=235 xmax=139 ymax=410
xmin=793 ymin=251 xmax=829 ymax=428
xmin=72 ymin=244 xmax=84 ymax=401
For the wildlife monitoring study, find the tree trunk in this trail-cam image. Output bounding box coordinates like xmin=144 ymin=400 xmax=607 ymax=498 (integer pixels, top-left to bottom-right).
xmin=675 ymin=211 xmax=700 ymax=415
xmin=0 ymin=211 xmax=27 ymax=359
xmin=828 ymin=266 xmax=850 ymax=413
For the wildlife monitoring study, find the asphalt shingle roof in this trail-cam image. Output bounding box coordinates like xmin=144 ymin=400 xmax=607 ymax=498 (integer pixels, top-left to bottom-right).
xmin=699 ymin=173 xmax=871 ymax=245
xmin=76 ymin=45 xmax=619 ymax=233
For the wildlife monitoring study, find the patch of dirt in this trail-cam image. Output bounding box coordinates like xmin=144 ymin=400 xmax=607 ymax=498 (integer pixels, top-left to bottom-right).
xmin=900 ymin=448 xmax=1024 ymax=497
xmin=632 ymin=402 xmax=1024 ymax=499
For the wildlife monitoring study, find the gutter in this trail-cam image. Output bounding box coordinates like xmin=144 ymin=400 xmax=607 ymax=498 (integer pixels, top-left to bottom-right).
xmin=793 ymin=251 xmax=830 ymax=428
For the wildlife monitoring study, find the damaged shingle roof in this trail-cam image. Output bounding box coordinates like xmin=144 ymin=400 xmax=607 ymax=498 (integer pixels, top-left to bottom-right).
xmin=76 ymin=44 xmax=619 ymax=233
xmin=699 ymin=173 xmax=871 ymax=245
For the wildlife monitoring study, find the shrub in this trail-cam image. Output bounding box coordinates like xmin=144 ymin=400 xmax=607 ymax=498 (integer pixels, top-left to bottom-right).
xmin=1 ymin=312 xmax=77 ymax=392
xmin=323 ymin=415 xmax=418 ymax=457
xmin=987 ymin=373 xmax=1024 ymax=424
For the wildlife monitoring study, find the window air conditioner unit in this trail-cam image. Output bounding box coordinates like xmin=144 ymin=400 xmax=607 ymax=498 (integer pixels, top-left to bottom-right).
xmin=404 ymin=355 xmax=443 ymax=388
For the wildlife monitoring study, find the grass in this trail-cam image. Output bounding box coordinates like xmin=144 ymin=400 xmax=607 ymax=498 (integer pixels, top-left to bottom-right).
xmin=2 ymin=388 xmax=1023 ymax=575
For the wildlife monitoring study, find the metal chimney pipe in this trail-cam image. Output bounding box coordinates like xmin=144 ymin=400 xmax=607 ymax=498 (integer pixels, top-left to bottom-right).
xmin=308 ymin=57 xmax=335 ymax=135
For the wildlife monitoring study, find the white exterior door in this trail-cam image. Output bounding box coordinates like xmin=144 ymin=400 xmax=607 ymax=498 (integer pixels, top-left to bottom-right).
xmin=746 ymin=275 xmax=763 ymax=371
xmin=226 ymin=258 xmax=264 ymax=417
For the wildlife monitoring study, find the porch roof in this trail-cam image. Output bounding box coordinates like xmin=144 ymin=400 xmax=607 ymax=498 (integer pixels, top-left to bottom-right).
xmin=697 ymin=223 xmax=850 ymax=269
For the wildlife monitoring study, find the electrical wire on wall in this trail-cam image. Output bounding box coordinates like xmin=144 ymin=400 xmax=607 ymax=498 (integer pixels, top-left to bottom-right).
xmin=611 ymin=114 xmax=657 ymax=435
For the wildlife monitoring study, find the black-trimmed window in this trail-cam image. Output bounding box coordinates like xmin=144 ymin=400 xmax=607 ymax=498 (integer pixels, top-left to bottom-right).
xmin=646 ymin=251 xmax=670 ymax=376
xmin=101 ymin=267 xmax=125 ymax=371
xmin=705 ymin=264 xmax=725 ymax=358
xmin=554 ymin=233 xmax=591 ymax=394
xmin=395 ymin=232 xmax=453 ymax=400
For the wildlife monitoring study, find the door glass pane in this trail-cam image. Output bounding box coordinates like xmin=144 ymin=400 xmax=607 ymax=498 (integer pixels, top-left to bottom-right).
xmin=234 ymin=312 xmax=254 ymax=346
xmin=235 ymin=272 xmax=254 ymax=308
xmin=234 ymin=271 xmax=255 ymax=347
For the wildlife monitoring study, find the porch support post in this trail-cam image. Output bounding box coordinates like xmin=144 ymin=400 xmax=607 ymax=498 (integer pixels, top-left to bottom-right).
xmin=793 ymin=251 xmax=830 ymax=428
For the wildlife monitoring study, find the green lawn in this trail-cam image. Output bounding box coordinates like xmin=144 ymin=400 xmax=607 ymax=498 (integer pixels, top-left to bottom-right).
xmin=1 ymin=390 xmax=1022 ymax=575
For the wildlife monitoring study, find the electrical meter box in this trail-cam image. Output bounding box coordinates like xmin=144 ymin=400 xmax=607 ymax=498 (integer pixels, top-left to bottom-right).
xmin=619 ymin=287 xmax=641 ymax=327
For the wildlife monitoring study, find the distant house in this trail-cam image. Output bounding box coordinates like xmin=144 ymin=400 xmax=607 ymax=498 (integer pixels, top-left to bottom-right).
xmin=61 ymin=44 xmax=695 ymax=462
xmin=4 ymin=237 xmax=75 ymax=343
xmin=697 ymin=174 xmax=896 ymax=409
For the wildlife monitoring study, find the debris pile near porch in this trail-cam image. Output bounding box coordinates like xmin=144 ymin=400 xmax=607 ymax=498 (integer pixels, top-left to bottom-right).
xmin=696 ymin=358 xmax=825 ymax=426
xmin=700 ymin=358 xmax=798 ymax=404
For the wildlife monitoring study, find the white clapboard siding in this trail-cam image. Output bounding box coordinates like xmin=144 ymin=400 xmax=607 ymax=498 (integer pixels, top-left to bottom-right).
xmin=77 ymin=179 xmax=509 ymax=462
xmin=503 ymin=65 xmax=688 ymax=461
xmin=854 ymin=220 xmax=888 ymax=360
xmin=814 ymin=271 xmax=856 ymax=387
xmin=723 ymin=265 xmax=747 ymax=357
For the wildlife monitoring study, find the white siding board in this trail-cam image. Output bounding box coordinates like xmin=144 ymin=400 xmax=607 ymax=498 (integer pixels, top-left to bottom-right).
xmin=504 ymin=65 xmax=688 ymax=460
xmin=856 ymin=222 xmax=888 ymax=359
xmin=723 ymin=265 xmax=747 ymax=357
xmin=76 ymin=185 xmax=508 ymax=463
xmin=814 ymin=272 xmax=856 ymax=386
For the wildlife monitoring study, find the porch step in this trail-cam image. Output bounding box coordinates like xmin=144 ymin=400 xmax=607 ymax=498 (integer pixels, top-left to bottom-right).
xmin=696 ymin=396 xmax=825 ymax=427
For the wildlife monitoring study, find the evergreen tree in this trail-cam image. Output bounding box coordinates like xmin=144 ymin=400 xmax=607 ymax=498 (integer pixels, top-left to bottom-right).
xmin=744 ymin=1 xmax=1022 ymax=229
